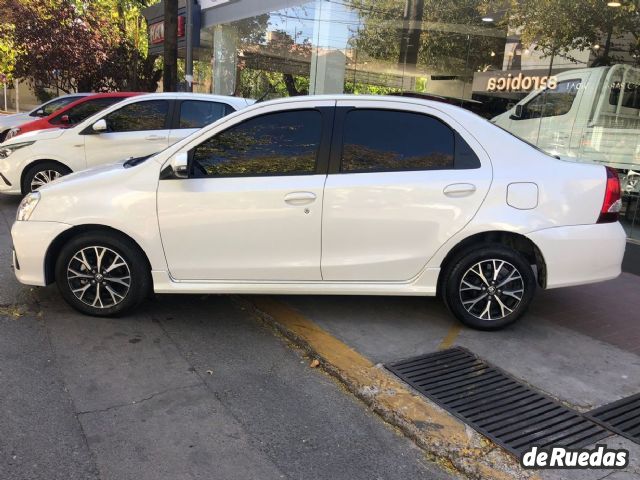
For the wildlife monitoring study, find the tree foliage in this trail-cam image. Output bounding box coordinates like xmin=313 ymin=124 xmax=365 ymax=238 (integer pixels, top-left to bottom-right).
xmin=506 ymin=0 xmax=640 ymax=67
xmin=0 ymin=0 xmax=161 ymax=95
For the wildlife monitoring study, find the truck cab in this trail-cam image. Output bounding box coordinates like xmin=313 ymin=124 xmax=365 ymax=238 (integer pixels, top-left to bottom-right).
xmin=492 ymin=65 xmax=640 ymax=173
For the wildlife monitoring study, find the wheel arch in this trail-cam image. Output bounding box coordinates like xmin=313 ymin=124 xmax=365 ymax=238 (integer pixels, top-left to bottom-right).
xmin=44 ymin=224 xmax=152 ymax=286
xmin=436 ymin=230 xmax=547 ymax=296
xmin=20 ymin=159 xmax=73 ymax=194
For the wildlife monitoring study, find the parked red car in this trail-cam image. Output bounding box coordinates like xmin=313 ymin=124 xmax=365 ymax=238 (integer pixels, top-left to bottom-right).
xmin=5 ymin=92 xmax=143 ymax=140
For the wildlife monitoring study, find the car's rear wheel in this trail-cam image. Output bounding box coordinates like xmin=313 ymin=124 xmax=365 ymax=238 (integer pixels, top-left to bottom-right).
xmin=55 ymin=231 xmax=150 ymax=317
xmin=443 ymin=245 xmax=536 ymax=330
xmin=22 ymin=161 xmax=72 ymax=194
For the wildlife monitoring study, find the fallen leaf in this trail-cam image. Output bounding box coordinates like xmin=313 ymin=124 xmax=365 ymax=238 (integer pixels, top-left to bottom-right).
xmin=310 ymin=359 xmax=320 ymax=368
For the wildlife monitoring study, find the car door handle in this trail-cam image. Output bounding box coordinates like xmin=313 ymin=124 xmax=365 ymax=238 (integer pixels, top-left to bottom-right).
xmin=443 ymin=183 xmax=476 ymax=197
xmin=145 ymin=134 xmax=166 ymax=141
xmin=284 ymin=191 xmax=317 ymax=206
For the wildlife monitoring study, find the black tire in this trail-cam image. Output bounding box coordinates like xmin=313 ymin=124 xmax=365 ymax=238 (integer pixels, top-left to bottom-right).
xmin=22 ymin=161 xmax=72 ymax=194
xmin=55 ymin=231 xmax=151 ymax=317
xmin=443 ymin=244 xmax=536 ymax=330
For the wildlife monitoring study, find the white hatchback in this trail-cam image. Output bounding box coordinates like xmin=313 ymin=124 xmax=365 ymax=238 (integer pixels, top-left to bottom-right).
xmin=0 ymin=93 xmax=252 ymax=195
xmin=11 ymin=95 xmax=626 ymax=329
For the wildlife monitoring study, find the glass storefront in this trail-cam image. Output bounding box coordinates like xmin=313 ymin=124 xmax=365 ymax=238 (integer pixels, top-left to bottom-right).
xmin=197 ymin=0 xmax=640 ymax=242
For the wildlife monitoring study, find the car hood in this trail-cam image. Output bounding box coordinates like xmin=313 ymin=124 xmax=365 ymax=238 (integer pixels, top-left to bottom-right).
xmin=3 ymin=127 xmax=66 ymax=144
xmin=0 ymin=113 xmax=31 ymax=129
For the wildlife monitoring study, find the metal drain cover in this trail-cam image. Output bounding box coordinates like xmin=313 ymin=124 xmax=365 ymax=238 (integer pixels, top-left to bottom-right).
xmin=386 ymin=347 xmax=610 ymax=456
xmin=587 ymin=393 xmax=640 ymax=445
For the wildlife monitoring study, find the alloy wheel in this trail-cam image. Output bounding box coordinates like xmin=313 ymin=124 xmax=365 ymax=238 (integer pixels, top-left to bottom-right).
xmin=30 ymin=170 xmax=62 ymax=191
xmin=458 ymin=259 xmax=524 ymax=321
xmin=67 ymin=246 xmax=131 ymax=309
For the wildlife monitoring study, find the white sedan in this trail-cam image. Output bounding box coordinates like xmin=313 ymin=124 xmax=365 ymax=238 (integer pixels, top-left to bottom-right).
xmin=0 ymin=93 xmax=252 ymax=195
xmin=11 ymin=95 xmax=626 ymax=329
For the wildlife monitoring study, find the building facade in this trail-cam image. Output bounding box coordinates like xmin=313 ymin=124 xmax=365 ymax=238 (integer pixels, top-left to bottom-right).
xmin=147 ymin=0 xmax=640 ymax=242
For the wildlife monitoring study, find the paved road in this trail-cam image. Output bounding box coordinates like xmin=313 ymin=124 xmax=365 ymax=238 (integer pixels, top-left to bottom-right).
xmin=0 ymin=195 xmax=457 ymax=480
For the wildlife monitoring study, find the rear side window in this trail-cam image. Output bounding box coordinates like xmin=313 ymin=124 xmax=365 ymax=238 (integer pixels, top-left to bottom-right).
xmin=104 ymin=100 xmax=170 ymax=132
xmin=50 ymin=97 xmax=123 ymax=125
xmin=340 ymin=109 xmax=456 ymax=173
xmin=178 ymin=101 xmax=233 ymax=129
xmin=191 ymin=110 xmax=322 ymax=177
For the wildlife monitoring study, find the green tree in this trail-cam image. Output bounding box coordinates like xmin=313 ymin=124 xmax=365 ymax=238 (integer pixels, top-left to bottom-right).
xmin=507 ymin=0 xmax=640 ymax=67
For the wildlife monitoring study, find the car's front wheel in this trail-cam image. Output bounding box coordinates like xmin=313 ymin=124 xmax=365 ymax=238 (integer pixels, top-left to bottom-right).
xmin=443 ymin=245 xmax=536 ymax=330
xmin=22 ymin=161 xmax=72 ymax=194
xmin=55 ymin=231 xmax=151 ymax=317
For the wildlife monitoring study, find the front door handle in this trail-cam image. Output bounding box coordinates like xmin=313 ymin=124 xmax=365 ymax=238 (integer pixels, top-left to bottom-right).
xmin=284 ymin=191 xmax=317 ymax=206
xmin=145 ymin=134 xmax=166 ymax=141
xmin=443 ymin=183 xmax=476 ymax=197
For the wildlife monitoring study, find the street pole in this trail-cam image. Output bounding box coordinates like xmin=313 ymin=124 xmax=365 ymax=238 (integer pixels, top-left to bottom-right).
xmin=3 ymin=82 xmax=6 ymax=112
xmin=185 ymin=0 xmax=194 ymax=92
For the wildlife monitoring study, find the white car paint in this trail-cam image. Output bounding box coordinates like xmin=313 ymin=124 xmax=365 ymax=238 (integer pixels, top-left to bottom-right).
xmin=11 ymin=95 xmax=626 ymax=318
xmin=0 ymin=93 xmax=252 ymax=195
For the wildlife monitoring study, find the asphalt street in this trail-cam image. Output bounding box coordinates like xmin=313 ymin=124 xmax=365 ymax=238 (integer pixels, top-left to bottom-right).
xmin=0 ymin=194 xmax=457 ymax=480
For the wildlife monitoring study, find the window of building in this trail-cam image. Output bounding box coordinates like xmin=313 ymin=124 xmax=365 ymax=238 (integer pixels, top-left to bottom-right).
xmin=340 ymin=109 xmax=455 ymax=173
xmin=191 ymin=110 xmax=322 ymax=177
xmin=104 ymin=100 xmax=170 ymax=132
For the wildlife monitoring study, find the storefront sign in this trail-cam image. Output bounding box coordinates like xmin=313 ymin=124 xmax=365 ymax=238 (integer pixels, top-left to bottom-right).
xmin=149 ymin=16 xmax=186 ymax=44
xmin=473 ymin=70 xmax=560 ymax=94
xmin=487 ymin=73 xmax=557 ymax=92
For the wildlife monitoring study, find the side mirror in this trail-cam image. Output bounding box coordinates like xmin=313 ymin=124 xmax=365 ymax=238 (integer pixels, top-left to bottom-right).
xmin=510 ymin=104 xmax=524 ymax=120
xmin=169 ymin=152 xmax=189 ymax=179
xmin=92 ymin=119 xmax=108 ymax=133
xmin=60 ymin=115 xmax=70 ymax=125
xmin=35 ymin=108 xmax=45 ymax=117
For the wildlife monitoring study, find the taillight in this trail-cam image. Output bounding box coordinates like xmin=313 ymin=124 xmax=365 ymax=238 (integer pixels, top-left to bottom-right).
xmin=597 ymin=167 xmax=622 ymax=223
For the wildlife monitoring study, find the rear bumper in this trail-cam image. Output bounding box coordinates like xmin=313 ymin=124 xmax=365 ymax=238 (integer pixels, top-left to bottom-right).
xmin=526 ymin=222 xmax=626 ymax=289
xmin=11 ymin=220 xmax=73 ymax=286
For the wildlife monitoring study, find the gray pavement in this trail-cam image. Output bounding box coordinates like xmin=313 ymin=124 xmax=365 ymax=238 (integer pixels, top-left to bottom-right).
xmin=0 ymin=194 xmax=456 ymax=480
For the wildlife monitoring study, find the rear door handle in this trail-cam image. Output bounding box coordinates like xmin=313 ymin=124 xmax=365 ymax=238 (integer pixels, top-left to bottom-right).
xmin=443 ymin=183 xmax=476 ymax=197
xmin=284 ymin=191 xmax=317 ymax=206
xmin=145 ymin=134 xmax=166 ymax=141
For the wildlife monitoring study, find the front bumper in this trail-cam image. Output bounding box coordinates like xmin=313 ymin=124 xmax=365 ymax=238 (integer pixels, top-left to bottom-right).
xmin=0 ymin=158 xmax=23 ymax=195
xmin=11 ymin=220 xmax=73 ymax=286
xmin=526 ymin=222 xmax=627 ymax=289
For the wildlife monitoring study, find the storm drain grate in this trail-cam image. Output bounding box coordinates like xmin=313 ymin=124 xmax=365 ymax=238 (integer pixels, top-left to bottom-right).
xmin=386 ymin=347 xmax=610 ymax=456
xmin=587 ymin=393 xmax=640 ymax=446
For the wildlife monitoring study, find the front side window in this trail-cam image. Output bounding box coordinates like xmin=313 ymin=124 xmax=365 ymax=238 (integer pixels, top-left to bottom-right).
xmin=31 ymin=96 xmax=83 ymax=117
xmin=341 ymin=109 xmax=455 ymax=173
xmin=179 ymin=101 xmax=233 ymax=129
xmin=50 ymin=97 xmax=123 ymax=125
xmin=523 ymin=79 xmax=580 ymax=119
xmin=104 ymin=100 xmax=170 ymax=132
xmin=191 ymin=110 xmax=322 ymax=177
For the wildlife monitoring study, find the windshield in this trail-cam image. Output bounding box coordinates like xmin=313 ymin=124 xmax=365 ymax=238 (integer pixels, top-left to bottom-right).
xmin=29 ymin=96 xmax=84 ymax=117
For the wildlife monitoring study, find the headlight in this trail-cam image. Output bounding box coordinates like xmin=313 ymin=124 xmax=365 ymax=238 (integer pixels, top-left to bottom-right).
xmin=5 ymin=128 xmax=20 ymax=140
xmin=0 ymin=141 xmax=34 ymax=159
xmin=16 ymin=191 xmax=40 ymax=221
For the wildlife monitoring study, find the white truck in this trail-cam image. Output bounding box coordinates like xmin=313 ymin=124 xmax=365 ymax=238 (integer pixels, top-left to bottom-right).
xmin=492 ymin=65 xmax=640 ymax=183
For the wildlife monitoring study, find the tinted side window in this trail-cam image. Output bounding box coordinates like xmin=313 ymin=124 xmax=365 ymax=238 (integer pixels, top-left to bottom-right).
xmin=50 ymin=97 xmax=123 ymax=125
xmin=179 ymin=101 xmax=232 ymax=129
xmin=104 ymin=100 xmax=169 ymax=132
xmin=341 ymin=109 xmax=454 ymax=172
xmin=192 ymin=110 xmax=322 ymax=177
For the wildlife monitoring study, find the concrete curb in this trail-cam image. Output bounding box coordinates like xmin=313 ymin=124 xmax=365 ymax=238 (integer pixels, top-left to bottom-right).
xmin=236 ymin=296 xmax=541 ymax=480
